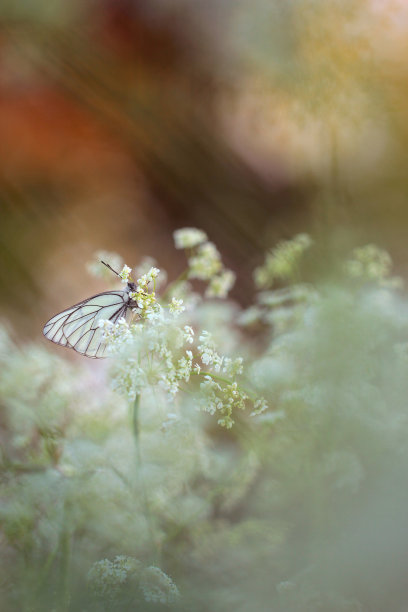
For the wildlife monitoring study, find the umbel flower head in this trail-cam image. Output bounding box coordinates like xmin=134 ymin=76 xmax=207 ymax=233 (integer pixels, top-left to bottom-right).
xmin=174 ymin=227 xmax=236 ymax=296
xmin=87 ymin=556 xmax=142 ymax=602
xmin=87 ymin=556 xmax=179 ymax=606
xmin=140 ymin=566 xmax=180 ymax=605
xmin=96 ymin=230 xmax=268 ymax=427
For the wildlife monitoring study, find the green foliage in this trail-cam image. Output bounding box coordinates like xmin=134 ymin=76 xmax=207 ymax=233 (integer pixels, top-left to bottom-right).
xmin=254 ymin=233 xmax=313 ymax=288
xmin=1 ymin=232 xmax=408 ymax=610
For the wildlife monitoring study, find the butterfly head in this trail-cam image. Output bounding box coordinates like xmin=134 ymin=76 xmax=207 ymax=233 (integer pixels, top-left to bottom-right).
xmin=127 ymin=282 xmax=137 ymax=292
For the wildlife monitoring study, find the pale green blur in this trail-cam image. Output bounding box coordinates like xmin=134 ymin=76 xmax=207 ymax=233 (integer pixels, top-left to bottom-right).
xmin=1 ymin=238 xmax=408 ymax=611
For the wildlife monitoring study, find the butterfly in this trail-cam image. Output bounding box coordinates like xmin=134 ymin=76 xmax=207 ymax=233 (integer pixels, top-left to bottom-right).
xmin=43 ymin=262 xmax=138 ymax=358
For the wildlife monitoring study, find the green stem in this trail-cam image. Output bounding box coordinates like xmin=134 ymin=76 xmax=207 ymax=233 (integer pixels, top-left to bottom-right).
xmin=60 ymin=529 xmax=72 ymax=612
xmin=132 ymin=394 xmax=142 ymax=466
xmin=34 ymin=542 xmax=60 ymax=600
xmin=131 ymin=395 xmax=159 ymax=563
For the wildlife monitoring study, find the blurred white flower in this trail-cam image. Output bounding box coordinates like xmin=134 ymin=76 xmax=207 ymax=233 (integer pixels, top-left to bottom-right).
xmin=250 ymin=397 xmax=269 ymax=416
xmin=174 ymin=227 xmax=208 ymax=249
xmin=188 ymin=242 xmax=222 ymax=280
xmin=345 ymin=243 xmax=403 ymax=289
xmin=177 ymin=351 xmax=193 ymax=382
xmin=87 ymin=556 xmax=141 ymax=601
xmin=169 ymin=297 xmax=185 ymax=316
xmin=140 ymin=566 xmax=180 ymax=605
xmin=183 ymin=325 xmax=195 ymax=344
xmin=206 ymin=269 xmax=236 ymax=298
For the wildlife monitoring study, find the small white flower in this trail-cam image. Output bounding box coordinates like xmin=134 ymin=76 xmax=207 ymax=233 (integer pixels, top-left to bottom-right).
xmin=250 ymin=397 xmax=269 ymax=416
xmin=223 ymin=357 xmax=244 ymax=377
xmin=160 ymin=376 xmax=179 ymax=398
xmin=169 ymin=297 xmax=185 ymax=316
xmin=119 ymin=264 xmax=132 ymax=283
xmin=137 ymin=267 xmax=160 ymax=287
xmin=148 ymin=267 xmax=160 ymax=279
xmin=137 ymin=267 xmax=160 ymax=289
xmin=201 ymin=350 xmax=213 ymax=366
xmin=177 ymin=352 xmax=193 ymax=382
xmin=183 ymin=325 xmax=195 ymax=344
xmin=174 ymin=227 xmax=208 ymax=249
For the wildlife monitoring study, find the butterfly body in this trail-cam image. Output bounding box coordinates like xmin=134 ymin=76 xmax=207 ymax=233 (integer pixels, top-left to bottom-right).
xmin=43 ymin=282 xmax=138 ymax=358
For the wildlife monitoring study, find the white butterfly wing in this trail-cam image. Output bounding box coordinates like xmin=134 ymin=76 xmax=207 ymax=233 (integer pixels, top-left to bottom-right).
xmin=43 ymin=306 xmax=79 ymax=347
xmin=43 ymin=291 xmax=130 ymax=358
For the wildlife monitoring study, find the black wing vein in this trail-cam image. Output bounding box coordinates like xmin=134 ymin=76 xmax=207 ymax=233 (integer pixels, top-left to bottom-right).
xmin=43 ymin=291 xmax=131 ymax=358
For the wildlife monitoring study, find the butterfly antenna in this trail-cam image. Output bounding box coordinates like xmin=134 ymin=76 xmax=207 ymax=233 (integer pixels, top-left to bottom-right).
xmin=101 ymin=261 xmax=120 ymax=277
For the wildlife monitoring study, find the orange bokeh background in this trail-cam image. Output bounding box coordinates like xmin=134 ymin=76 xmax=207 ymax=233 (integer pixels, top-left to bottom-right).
xmin=1 ymin=0 xmax=408 ymax=342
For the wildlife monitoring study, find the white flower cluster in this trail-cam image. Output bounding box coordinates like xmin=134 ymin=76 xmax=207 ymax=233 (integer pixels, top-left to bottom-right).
xmin=198 ymin=376 xmax=248 ymax=428
xmin=250 ymin=397 xmax=269 ymax=416
xmin=345 ymin=244 xmax=403 ymax=288
xmin=183 ymin=325 xmax=194 ymax=344
xmin=238 ymin=284 xmax=318 ymax=335
xmin=174 ymin=227 xmax=208 ymax=249
xmin=206 ymin=268 xmax=236 ymax=299
xmin=99 ymin=295 xmax=194 ymax=401
xmin=87 ymin=556 xmax=179 ymax=606
xmin=173 ymin=227 xmax=236 ymax=299
xmin=100 ymin=317 xmax=266 ymax=426
xmin=158 ymin=344 xmax=193 ymax=397
xmin=135 ymin=256 xmax=167 ymax=289
xmin=99 ymin=317 xmax=133 ymax=348
xmin=119 ymin=264 xmax=132 ymax=283
xmin=189 ymin=242 xmax=222 ymax=280
xmin=98 ymin=253 xmax=266 ymax=425
xmin=254 ymin=233 xmax=313 ymax=289
xmin=140 ymin=566 xmax=180 ymax=605
xmin=87 ymin=555 xmax=141 ymax=602
xmin=129 ymin=266 xmax=161 ymax=319
xmin=111 ymin=357 xmax=147 ymax=401
xmin=197 ymin=331 xmax=243 ymax=376
xmin=195 ymin=331 xmax=255 ymax=428
xmin=169 ymin=297 xmax=185 ymax=315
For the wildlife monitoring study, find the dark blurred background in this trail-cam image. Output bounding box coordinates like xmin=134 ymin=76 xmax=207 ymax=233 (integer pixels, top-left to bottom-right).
xmin=1 ymin=0 xmax=408 ymax=341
